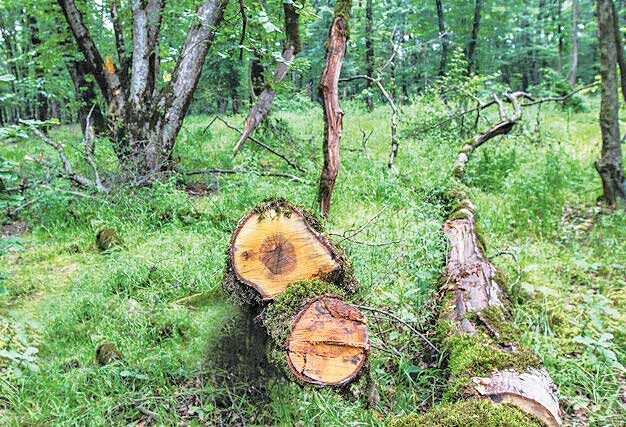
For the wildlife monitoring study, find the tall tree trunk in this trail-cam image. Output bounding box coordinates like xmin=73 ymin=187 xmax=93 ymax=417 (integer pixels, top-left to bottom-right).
xmin=234 ymin=1 xmax=304 ymax=153
xmin=66 ymin=59 xmax=106 ymax=134
xmin=596 ymin=0 xmax=626 ymax=205
xmin=365 ymin=0 xmax=374 ymax=110
xmin=435 ymin=0 xmax=449 ymax=76
xmin=557 ymin=0 xmax=564 ymax=72
xmin=610 ymin=1 xmax=626 ymax=102
xmin=568 ymin=0 xmax=580 ymax=87
xmin=317 ymin=0 xmax=353 ymax=217
xmin=466 ymin=0 xmax=482 ymax=76
xmin=29 ymin=17 xmax=48 ymax=122
xmin=57 ymin=0 xmax=229 ymax=182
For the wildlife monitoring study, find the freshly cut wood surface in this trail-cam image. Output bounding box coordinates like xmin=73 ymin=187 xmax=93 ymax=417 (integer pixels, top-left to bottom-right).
xmin=230 ymin=205 xmax=342 ymax=300
xmin=286 ymin=296 xmax=368 ymax=386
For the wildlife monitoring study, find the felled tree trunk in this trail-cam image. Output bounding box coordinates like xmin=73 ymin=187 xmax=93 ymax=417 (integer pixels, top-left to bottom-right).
xmin=223 ymin=200 xmax=368 ymax=387
xmin=391 ymin=93 xmax=562 ymax=426
xmin=317 ymin=0 xmax=353 ymax=217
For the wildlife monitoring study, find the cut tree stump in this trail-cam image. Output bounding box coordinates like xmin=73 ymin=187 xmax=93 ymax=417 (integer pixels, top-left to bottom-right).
xmin=286 ymin=295 xmax=368 ymax=386
xmin=226 ymin=199 xmax=356 ymax=302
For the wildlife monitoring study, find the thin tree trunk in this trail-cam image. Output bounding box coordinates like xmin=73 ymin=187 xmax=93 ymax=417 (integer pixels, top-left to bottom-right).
xmin=317 ymin=0 xmax=352 ymax=217
xmin=557 ymin=0 xmax=564 ymax=72
xmin=365 ymin=0 xmax=374 ymax=110
xmin=611 ymin=1 xmax=626 ymax=102
xmin=466 ymin=0 xmax=482 ymax=76
xmin=568 ymin=0 xmax=579 ymax=87
xmin=596 ymin=0 xmax=626 ymax=205
xmin=435 ymin=0 xmax=448 ymax=76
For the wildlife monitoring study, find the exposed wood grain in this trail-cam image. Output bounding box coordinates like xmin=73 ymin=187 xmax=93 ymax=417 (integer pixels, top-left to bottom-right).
xmin=286 ymin=296 xmax=368 ymax=386
xmin=230 ymin=204 xmax=342 ymax=300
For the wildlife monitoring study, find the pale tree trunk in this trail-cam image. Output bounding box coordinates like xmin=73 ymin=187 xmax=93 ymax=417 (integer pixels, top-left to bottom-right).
xmin=57 ymin=0 xmax=229 ymax=183
xmin=317 ymin=0 xmax=353 ymax=217
xmin=365 ymin=0 xmax=374 ymax=110
xmin=568 ymin=0 xmax=579 ymax=87
xmin=596 ymin=0 xmax=626 ymax=205
xmin=557 ymin=0 xmax=564 ymax=72
xmin=466 ymin=0 xmax=482 ymax=75
xmin=435 ymin=0 xmax=448 ymax=76
xmin=233 ymin=1 xmax=304 ymax=153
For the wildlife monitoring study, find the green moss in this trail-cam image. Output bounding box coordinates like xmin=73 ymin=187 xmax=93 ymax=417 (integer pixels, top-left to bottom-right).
xmin=444 ymin=334 xmax=541 ymax=400
xmin=95 ymin=227 xmax=121 ymax=251
xmin=333 ymin=0 xmax=353 ymax=37
xmin=263 ymin=280 xmax=345 ymax=345
xmin=387 ymin=399 xmax=542 ymax=427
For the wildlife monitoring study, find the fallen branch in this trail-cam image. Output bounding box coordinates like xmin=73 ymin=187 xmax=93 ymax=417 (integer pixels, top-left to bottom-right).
xmin=211 ymin=116 xmax=304 ymax=173
xmin=185 ymin=167 xmax=305 ymax=183
xmin=391 ymin=90 xmax=563 ymax=426
xmin=20 ymin=120 xmax=108 ymax=193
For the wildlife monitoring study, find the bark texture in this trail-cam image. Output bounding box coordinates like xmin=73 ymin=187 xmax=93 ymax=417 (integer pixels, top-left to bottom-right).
xmin=317 ymin=0 xmax=352 ymax=217
xmin=365 ymin=0 xmax=375 ymax=110
xmin=233 ymin=1 xmax=304 ymax=154
xmin=466 ymin=0 xmax=482 ymax=76
xmin=596 ymin=0 xmax=626 ymax=205
xmin=568 ymin=0 xmax=579 ymax=87
xmin=435 ymin=0 xmax=449 ymax=76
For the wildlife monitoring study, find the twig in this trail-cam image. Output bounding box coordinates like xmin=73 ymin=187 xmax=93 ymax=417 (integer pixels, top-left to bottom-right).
xmin=83 ymin=104 xmax=106 ymax=191
xmin=20 ymin=120 xmax=105 ymax=192
xmin=334 ymin=206 xmax=388 ymax=243
xmin=355 ymin=305 xmax=440 ymax=353
xmin=185 ymin=168 xmax=305 ymax=183
xmin=212 ymin=116 xmax=304 ymax=173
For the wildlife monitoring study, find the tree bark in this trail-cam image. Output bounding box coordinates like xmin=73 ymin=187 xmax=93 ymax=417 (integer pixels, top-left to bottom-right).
xmin=317 ymin=0 xmax=352 ymax=217
xmin=596 ymin=0 xmax=626 ymax=205
xmin=365 ymin=0 xmax=374 ymax=110
xmin=435 ymin=0 xmax=449 ymax=76
xmin=66 ymin=59 xmax=106 ymax=134
xmin=557 ymin=0 xmax=564 ymax=72
xmin=466 ymin=0 xmax=482 ymax=76
xmin=233 ymin=1 xmax=304 ymax=153
xmin=611 ymin=1 xmax=626 ymax=103
xmin=57 ymin=0 xmax=229 ymax=182
xmin=568 ymin=0 xmax=579 ymax=87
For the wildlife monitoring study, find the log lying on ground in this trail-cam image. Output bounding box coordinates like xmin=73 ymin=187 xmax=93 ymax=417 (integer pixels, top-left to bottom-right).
xmin=263 ymin=281 xmax=369 ymax=386
xmin=223 ymin=201 xmax=368 ymax=387
xmin=390 ymin=92 xmax=562 ymax=427
xmin=225 ymin=199 xmax=357 ymax=303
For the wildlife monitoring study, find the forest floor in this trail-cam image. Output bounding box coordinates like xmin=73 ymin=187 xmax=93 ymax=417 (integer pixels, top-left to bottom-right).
xmin=0 ymin=98 xmax=624 ymax=425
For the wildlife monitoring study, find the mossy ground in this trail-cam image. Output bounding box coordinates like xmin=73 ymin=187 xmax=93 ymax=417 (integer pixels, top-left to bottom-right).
xmin=0 ymin=97 xmax=624 ymax=425
xmin=387 ymin=399 xmax=542 ymax=427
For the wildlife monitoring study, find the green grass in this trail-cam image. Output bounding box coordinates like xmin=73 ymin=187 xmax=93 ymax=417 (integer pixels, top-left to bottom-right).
xmin=0 ymin=97 xmax=624 ymax=425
